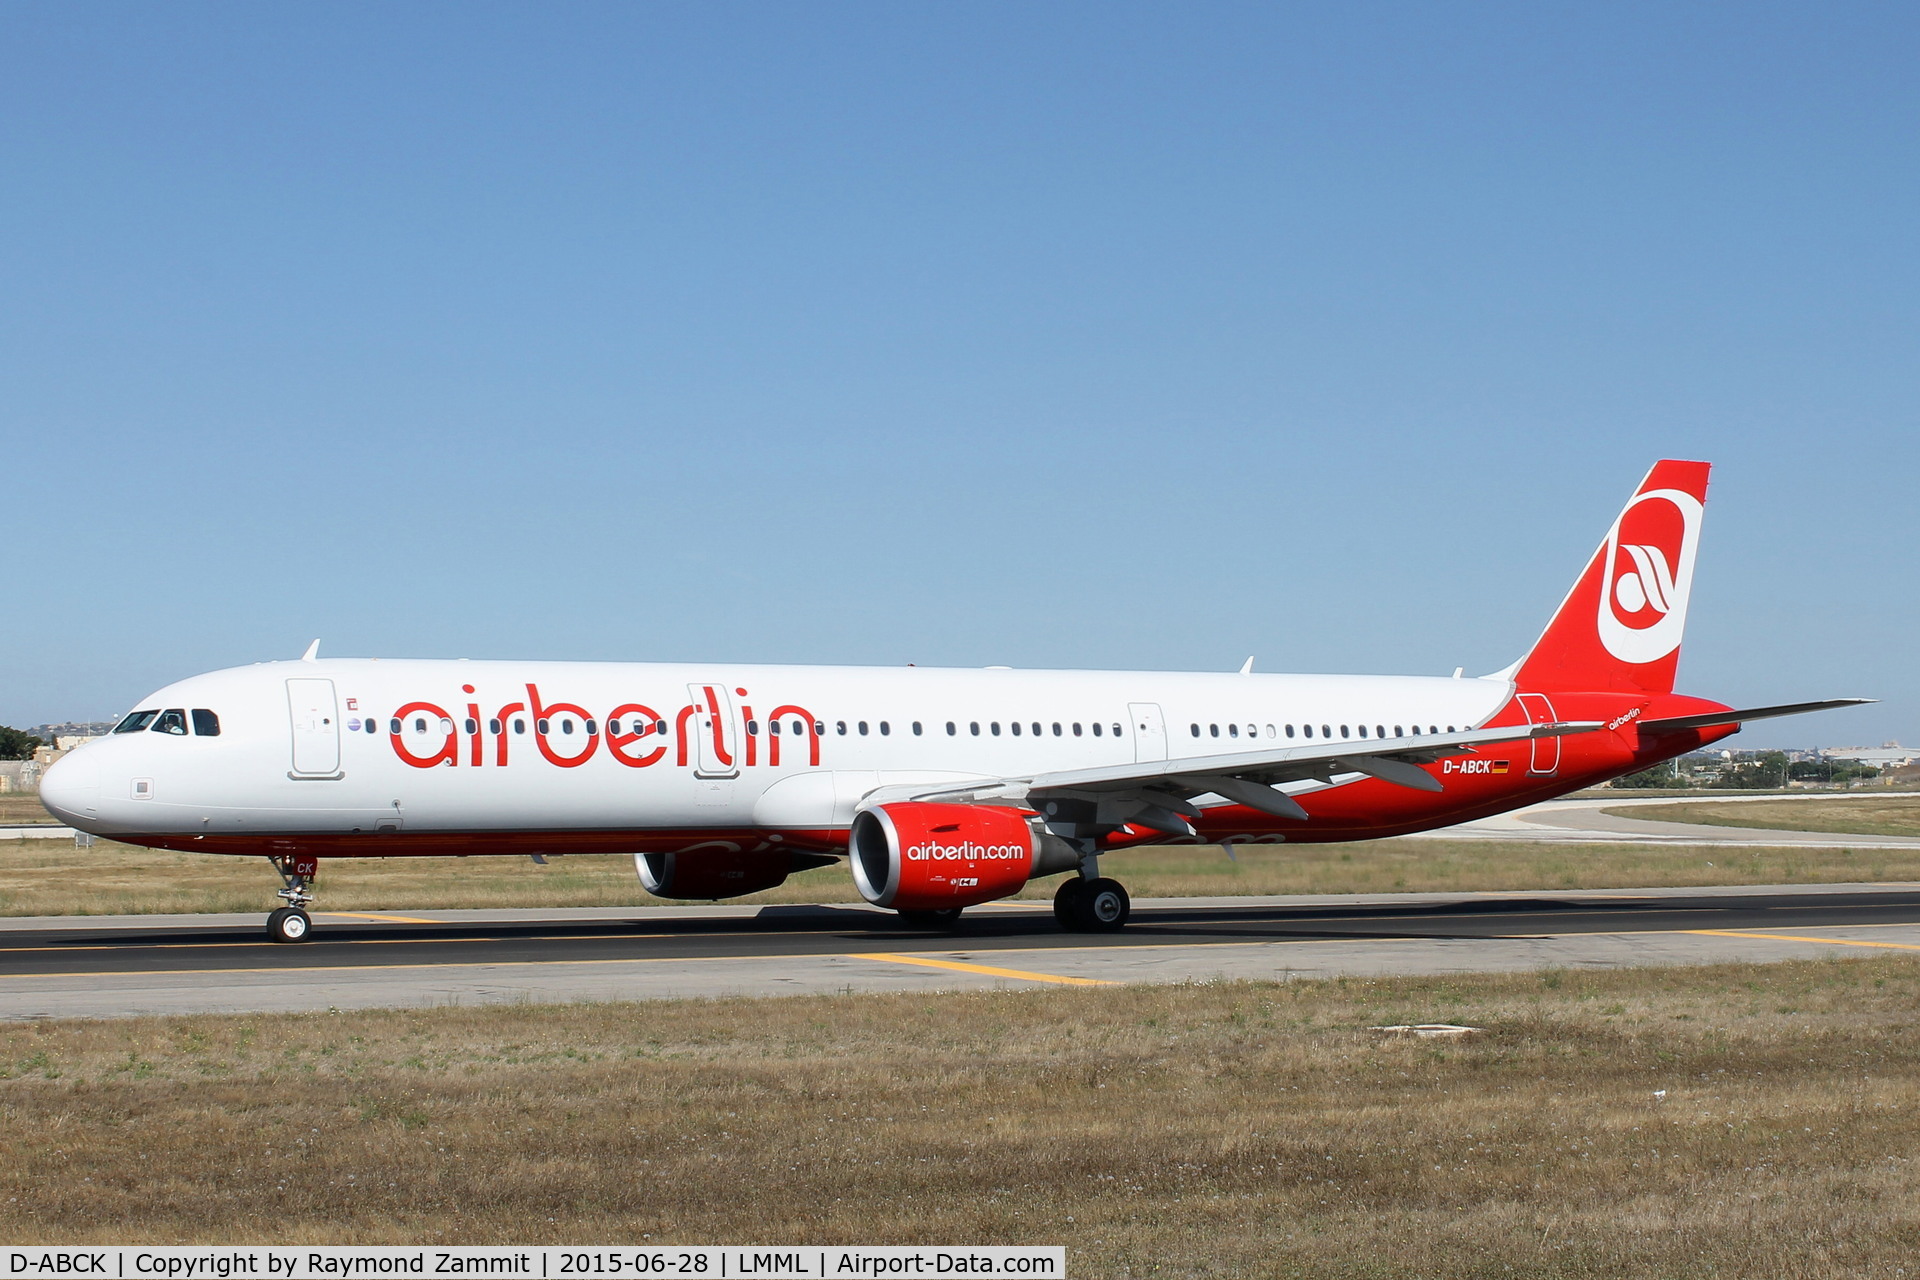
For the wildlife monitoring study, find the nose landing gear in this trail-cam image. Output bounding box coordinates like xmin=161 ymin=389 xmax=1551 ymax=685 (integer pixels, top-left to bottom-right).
xmin=267 ymin=853 xmax=317 ymax=943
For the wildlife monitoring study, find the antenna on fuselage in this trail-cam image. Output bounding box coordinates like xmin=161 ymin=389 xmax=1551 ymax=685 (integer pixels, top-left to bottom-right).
xmin=300 ymin=639 xmax=321 ymax=662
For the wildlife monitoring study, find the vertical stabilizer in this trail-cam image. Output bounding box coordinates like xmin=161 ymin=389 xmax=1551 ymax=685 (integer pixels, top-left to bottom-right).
xmin=1514 ymin=459 xmax=1711 ymax=695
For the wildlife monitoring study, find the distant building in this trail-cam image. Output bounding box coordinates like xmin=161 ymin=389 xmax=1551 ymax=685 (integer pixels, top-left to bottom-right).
xmin=1821 ymin=742 xmax=1918 ymax=768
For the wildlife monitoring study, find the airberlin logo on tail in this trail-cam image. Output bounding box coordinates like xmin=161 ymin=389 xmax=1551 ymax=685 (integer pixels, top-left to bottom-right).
xmin=1597 ymin=487 xmax=1703 ymax=665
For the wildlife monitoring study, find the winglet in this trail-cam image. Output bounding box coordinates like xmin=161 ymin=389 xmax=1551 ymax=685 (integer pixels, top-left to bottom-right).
xmin=1239 ymin=656 xmax=1254 ymax=675
xmin=300 ymin=640 xmax=321 ymax=662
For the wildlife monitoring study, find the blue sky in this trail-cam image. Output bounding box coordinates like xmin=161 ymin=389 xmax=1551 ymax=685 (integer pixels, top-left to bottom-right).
xmin=3 ymin=3 xmax=1915 ymax=749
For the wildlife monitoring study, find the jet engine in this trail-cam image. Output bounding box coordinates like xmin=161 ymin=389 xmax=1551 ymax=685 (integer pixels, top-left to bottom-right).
xmin=636 ymin=847 xmax=836 ymax=900
xmin=849 ymin=802 xmax=1080 ymax=912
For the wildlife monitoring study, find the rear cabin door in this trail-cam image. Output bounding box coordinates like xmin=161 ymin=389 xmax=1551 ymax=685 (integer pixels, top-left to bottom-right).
xmin=1516 ymin=692 xmax=1561 ymax=776
xmin=686 ymin=683 xmax=742 ymax=779
xmin=1129 ymin=702 xmax=1168 ymax=763
xmin=287 ymin=678 xmax=342 ymax=777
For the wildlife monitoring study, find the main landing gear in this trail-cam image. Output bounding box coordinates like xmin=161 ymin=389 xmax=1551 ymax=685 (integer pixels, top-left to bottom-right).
xmin=267 ymin=853 xmax=317 ymax=944
xmin=1054 ymin=875 xmax=1130 ymax=932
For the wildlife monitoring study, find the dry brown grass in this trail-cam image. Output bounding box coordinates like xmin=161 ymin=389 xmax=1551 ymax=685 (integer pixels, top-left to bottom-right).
xmin=0 ymin=795 xmax=58 ymax=823
xmin=1623 ymin=796 xmax=1920 ymax=839
xmin=2 ymin=958 xmax=1918 ymax=1276
xmin=9 ymin=835 xmax=1920 ymax=917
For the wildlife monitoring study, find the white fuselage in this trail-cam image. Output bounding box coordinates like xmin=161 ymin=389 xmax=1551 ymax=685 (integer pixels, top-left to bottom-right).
xmin=45 ymin=658 xmax=1515 ymax=843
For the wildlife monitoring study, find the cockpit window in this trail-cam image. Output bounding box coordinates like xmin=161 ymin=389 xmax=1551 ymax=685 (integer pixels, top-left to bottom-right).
xmin=114 ymin=710 xmax=159 ymax=734
xmin=152 ymin=709 xmax=189 ymax=736
xmin=191 ymin=709 xmax=221 ymax=737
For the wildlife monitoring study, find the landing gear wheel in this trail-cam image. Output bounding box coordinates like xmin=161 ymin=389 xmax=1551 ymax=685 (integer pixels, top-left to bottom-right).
xmin=267 ymin=907 xmax=312 ymax=944
xmin=897 ymin=907 xmax=964 ymax=930
xmin=1058 ymin=878 xmax=1129 ymax=932
xmin=1053 ymin=878 xmax=1089 ymax=929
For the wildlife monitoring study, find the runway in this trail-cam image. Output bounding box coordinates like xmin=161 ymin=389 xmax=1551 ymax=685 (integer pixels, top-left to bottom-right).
xmin=5 ymin=883 xmax=1920 ymax=1020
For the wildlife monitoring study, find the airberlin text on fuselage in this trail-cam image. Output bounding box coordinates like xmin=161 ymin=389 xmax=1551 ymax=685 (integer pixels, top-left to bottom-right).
xmin=383 ymin=683 xmax=819 ymax=771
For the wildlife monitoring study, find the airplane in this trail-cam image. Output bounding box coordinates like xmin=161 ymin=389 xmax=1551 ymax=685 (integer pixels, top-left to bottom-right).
xmin=38 ymin=459 xmax=1868 ymax=943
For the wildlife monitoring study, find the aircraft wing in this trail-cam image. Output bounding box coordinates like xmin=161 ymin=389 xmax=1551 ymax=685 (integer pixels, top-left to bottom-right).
xmin=869 ymin=720 xmax=1604 ymax=837
xmin=1637 ymin=698 xmax=1875 ymax=736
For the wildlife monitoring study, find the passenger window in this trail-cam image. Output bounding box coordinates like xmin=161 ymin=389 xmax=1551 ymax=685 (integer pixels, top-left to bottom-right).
xmin=490 ymin=719 xmax=503 ymax=734
xmin=837 ymin=721 xmax=848 ymax=735
xmin=1072 ymin=723 xmax=1082 ymax=736
xmin=879 ymin=721 xmax=890 ymax=736
xmin=1303 ymin=724 xmax=1313 ymax=738
xmin=858 ymin=721 xmax=869 ymax=736
xmin=913 ymin=722 xmax=923 ymax=736
xmin=366 ymin=719 xmax=378 ymax=733
xmin=1053 ymin=723 xmax=1063 ymax=736
xmin=191 ymin=709 xmax=221 ymax=737
xmin=562 ymin=719 xmax=576 ymax=735
xmin=464 ymin=718 xmax=478 ymax=735
xmin=1092 ymin=723 xmax=1103 ymax=737
xmin=1265 ymin=724 xmax=1275 ymax=738
xmin=536 ymin=719 xmax=549 ymax=734
xmin=1340 ymin=725 xmax=1349 ymax=738
xmin=1358 ymin=725 xmax=1367 ymax=738
xmin=1210 ymin=724 xmax=1219 ymax=737
xmin=1394 ymin=725 xmax=1403 ymax=737
xmin=152 ymin=709 xmax=188 ymax=736
xmin=947 ymin=721 xmax=957 ymax=735
xmin=1229 ymin=724 xmax=1239 ymax=738
xmin=991 ymin=722 xmax=1001 ymax=736
xmin=970 ymin=722 xmax=981 ymax=736
xmin=441 ymin=718 xmax=455 ymax=735
xmin=586 ymin=720 xmax=597 ymax=735
xmin=1033 ymin=723 xmax=1042 ymax=736
xmin=416 ymin=717 xmax=430 ymax=733
xmin=514 ymin=719 xmax=526 ymax=734
xmin=114 ymin=710 xmax=160 ymax=734
xmin=1286 ymin=724 xmax=1295 ymax=738
xmin=814 ymin=721 xmax=825 ymax=735
xmin=1010 ymin=721 xmax=1022 ymax=736
xmin=1247 ymin=725 xmax=1256 ymax=738
xmin=1376 ymin=725 xmax=1385 ymax=739
xmin=390 ymin=718 xmax=402 ymax=734
xmin=750 ymin=720 xmax=762 ymax=735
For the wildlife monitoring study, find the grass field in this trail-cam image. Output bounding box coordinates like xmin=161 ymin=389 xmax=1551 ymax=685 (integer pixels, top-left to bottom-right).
xmin=9 ymin=834 xmax=1920 ymax=917
xmin=2 ymin=957 xmax=1916 ymax=1275
xmin=1622 ymin=796 xmax=1920 ymax=839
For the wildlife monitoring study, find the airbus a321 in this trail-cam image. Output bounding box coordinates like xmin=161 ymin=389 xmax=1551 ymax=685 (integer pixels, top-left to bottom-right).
xmin=39 ymin=460 xmax=1867 ymax=942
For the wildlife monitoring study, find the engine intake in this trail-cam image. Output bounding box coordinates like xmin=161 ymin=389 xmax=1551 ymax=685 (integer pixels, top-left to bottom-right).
xmin=637 ymin=847 xmax=835 ymax=900
xmin=850 ymin=802 xmax=1078 ymax=912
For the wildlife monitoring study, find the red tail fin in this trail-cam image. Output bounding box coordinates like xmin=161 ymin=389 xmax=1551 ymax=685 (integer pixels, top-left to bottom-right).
xmin=1514 ymin=460 xmax=1711 ymax=696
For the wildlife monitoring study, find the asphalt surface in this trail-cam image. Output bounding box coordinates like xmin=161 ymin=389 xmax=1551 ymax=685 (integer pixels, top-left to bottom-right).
xmin=4 ymin=884 xmax=1920 ymax=1019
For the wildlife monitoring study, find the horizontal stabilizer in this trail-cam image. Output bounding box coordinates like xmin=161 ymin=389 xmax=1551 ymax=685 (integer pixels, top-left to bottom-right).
xmin=1638 ymin=698 xmax=1875 ymax=736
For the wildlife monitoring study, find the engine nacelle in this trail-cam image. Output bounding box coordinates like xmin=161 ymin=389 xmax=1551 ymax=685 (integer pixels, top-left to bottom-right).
xmin=850 ymin=802 xmax=1078 ymax=912
xmin=636 ymin=847 xmax=835 ymax=900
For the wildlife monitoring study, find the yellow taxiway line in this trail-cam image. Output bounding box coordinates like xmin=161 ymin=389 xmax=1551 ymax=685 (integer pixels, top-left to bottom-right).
xmin=1686 ymin=929 xmax=1920 ymax=953
xmin=852 ymin=952 xmax=1115 ymax=985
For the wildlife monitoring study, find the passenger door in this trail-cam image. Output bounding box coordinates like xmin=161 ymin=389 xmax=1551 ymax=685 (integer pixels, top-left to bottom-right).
xmin=1517 ymin=693 xmax=1560 ymax=776
xmin=287 ymin=678 xmax=342 ymax=777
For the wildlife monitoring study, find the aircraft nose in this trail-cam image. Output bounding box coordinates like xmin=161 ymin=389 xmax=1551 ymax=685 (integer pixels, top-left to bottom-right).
xmin=38 ymin=751 xmax=99 ymax=825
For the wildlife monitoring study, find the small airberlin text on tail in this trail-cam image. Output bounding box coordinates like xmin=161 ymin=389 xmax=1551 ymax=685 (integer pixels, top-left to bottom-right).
xmin=1516 ymin=459 xmax=1711 ymax=696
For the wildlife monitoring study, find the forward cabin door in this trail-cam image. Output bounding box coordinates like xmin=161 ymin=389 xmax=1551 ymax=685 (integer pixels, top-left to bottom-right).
xmin=1517 ymin=693 xmax=1561 ymax=776
xmin=286 ymin=678 xmax=342 ymax=777
xmin=686 ymin=683 xmax=742 ymax=779
xmin=1129 ymin=702 xmax=1168 ymax=763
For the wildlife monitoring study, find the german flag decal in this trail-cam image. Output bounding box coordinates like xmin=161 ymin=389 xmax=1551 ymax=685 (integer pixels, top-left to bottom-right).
xmin=1490 ymin=760 xmax=1511 ymax=774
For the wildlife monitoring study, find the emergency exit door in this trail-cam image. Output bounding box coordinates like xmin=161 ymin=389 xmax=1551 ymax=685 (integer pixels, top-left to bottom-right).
xmin=1129 ymin=703 xmax=1168 ymax=763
